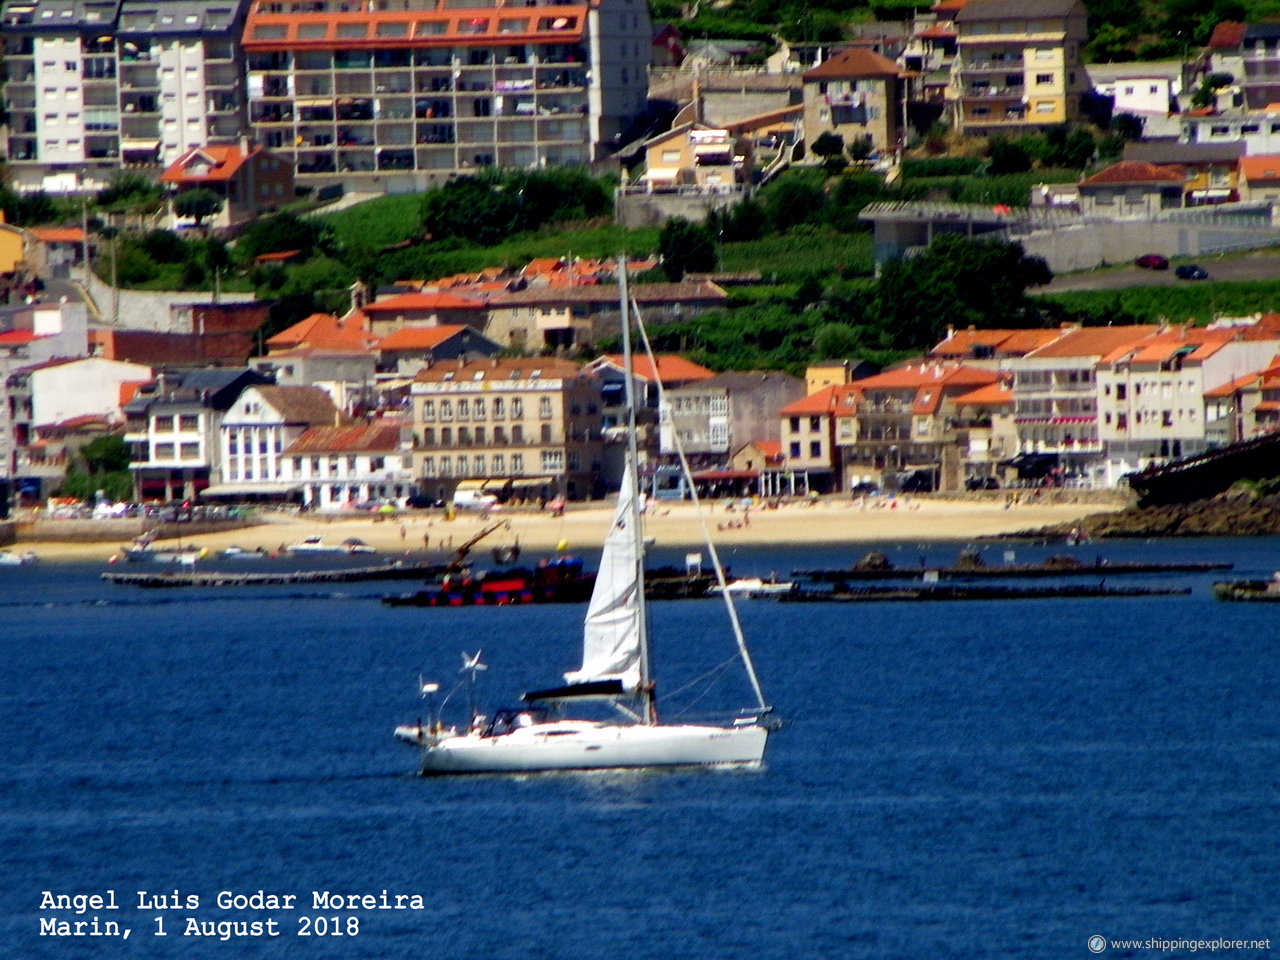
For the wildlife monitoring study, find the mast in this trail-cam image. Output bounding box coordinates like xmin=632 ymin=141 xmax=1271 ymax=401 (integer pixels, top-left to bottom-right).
xmin=618 ymin=256 xmax=654 ymax=722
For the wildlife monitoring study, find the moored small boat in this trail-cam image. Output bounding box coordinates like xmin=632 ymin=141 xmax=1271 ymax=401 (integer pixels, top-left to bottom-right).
xmin=1213 ymin=575 xmax=1280 ymax=601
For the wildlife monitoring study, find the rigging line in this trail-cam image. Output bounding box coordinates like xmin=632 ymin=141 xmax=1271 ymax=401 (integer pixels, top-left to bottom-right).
xmin=632 ymin=297 xmax=770 ymax=713
xmin=662 ymin=652 xmax=740 ymax=700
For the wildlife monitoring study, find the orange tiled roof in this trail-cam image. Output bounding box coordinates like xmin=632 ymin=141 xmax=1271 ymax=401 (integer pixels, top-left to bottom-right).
xmin=1080 ymin=161 xmax=1184 ymax=186
xmin=160 ymin=145 xmax=255 ymax=184
xmin=414 ymin=357 xmax=584 ymax=383
xmin=952 ymin=382 xmax=1013 ymax=406
xmin=378 ymin=324 xmax=470 ymax=351
xmin=266 ymin=312 xmax=377 ymax=352
xmin=803 ymin=47 xmax=907 ymax=81
xmin=285 ymin=421 xmax=404 ymax=455
xmin=1100 ymin=327 xmax=1237 ymax=366
xmin=1208 ymin=21 xmax=1246 ymax=49
xmin=779 ymin=383 xmax=862 ymax=415
xmin=362 ymin=292 xmax=486 ymax=313
xmin=522 ymin=257 xmax=567 ymax=276
xmin=29 ymin=227 xmax=85 ymax=243
xmin=597 ymin=353 xmax=716 ymax=384
xmin=931 ymin=327 xmax=1062 ymax=358
xmin=1241 ymin=154 xmax=1280 ymax=181
xmin=1025 ymin=325 xmax=1158 ymax=359
xmin=119 ymin=381 xmax=146 ymax=406
xmin=851 ymin=362 xmax=997 ymax=391
xmin=1204 ymin=370 xmax=1269 ymax=398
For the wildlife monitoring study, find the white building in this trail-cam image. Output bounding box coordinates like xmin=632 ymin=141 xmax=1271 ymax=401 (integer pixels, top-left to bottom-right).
xmin=1096 ymin=325 xmax=1280 ymax=484
xmin=211 ymin=384 xmax=341 ymax=498
xmin=1 ymin=0 xmax=248 ymax=193
xmin=280 ymin=420 xmax=415 ymax=511
xmin=1007 ymin=325 xmax=1157 ymax=487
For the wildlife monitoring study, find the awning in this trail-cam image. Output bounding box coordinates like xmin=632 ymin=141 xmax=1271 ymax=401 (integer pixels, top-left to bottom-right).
xmin=200 ymin=482 xmax=302 ymax=497
xmin=120 ymin=139 xmax=160 ymax=149
xmin=644 ymin=167 xmax=680 ymax=181
xmin=295 ymin=98 xmax=334 ymax=108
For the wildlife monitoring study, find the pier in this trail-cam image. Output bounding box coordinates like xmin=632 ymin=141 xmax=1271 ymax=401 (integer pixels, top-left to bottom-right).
xmin=103 ymin=560 xmax=447 ymax=588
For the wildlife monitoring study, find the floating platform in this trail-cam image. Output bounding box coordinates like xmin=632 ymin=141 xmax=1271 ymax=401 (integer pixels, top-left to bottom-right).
xmin=1213 ymin=580 xmax=1280 ymax=601
xmin=103 ymin=560 xmax=447 ymax=588
xmin=791 ymin=559 xmax=1232 ymax=582
xmin=777 ymin=584 xmax=1193 ymax=603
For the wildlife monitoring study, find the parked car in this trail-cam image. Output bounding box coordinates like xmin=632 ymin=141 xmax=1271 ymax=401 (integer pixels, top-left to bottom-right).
xmin=1174 ymin=264 xmax=1209 ymax=280
xmin=1135 ymin=254 xmax=1169 ymax=270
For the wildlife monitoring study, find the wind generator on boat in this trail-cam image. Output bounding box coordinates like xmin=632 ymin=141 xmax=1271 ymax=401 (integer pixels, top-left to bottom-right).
xmin=393 ymin=259 xmax=776 ymax=774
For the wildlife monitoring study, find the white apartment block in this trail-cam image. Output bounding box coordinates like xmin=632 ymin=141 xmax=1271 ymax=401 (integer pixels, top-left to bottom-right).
xmin=1096 ymin=328 xmax=1280 ymax=485
xmin=1007 ymin=326 xmax=1157 ymax=488
xmin=2 ymin=0 xmax=249 ymax=193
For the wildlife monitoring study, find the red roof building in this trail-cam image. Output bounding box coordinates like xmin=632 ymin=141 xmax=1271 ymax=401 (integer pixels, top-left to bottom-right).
xmin=160 ymin=143 xmax=294 ymax=228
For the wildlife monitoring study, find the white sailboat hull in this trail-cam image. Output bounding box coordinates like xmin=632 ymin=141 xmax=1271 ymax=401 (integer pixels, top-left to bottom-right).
xmin=404 ymin=720 xmax=769 ymax=775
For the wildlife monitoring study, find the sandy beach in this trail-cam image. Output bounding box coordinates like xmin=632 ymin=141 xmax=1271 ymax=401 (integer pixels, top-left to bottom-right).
xmin=18 ymin=495 xmax=1118 ymax=563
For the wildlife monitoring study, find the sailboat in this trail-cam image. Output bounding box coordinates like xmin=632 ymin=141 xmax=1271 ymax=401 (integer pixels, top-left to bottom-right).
xmin=394 ymin=262 xmax=775 ymax=774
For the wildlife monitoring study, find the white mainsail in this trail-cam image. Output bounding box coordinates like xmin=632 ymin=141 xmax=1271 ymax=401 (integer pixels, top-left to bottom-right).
xmin=564 ymin=462 xmax=644 ymax=692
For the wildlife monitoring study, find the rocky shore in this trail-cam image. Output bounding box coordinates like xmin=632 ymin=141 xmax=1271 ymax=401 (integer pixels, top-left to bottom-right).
xmin=1014 ymin=488 xmax=1280 ymax=539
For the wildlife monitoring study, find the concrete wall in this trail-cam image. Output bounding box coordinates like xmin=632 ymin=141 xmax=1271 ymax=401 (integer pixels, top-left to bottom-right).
xmin=1018 ymin=219 xmax=1280 ymax=272
xmin=617 ymin=189 xmax=748 ymax=228
xmin=84 ymin=270 xmax=257 ymax=333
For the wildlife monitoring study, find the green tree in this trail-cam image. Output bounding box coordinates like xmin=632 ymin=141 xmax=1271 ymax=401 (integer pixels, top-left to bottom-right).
xmin=173 ymin=188 xmax=223 ymax=226
xmin=869 ymin=235 xmax=1052 ymax=349
xmin=761 ymin=173 xmax=824 ymax=232
xmin=810 ymin=131 xmax=848 ymax=172
xmin=987 ymin=137 xmax=1032 ymax=174
xmin=658 ymin=217 xmax=717 ymax=280
xmin=80 ymin=434 xmax=130 ymax=472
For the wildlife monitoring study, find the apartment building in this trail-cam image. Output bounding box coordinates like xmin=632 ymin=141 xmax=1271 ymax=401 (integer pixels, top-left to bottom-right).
xmin=947 ymin=0 xmax=1088 ymax=134
xmin=661 ymin=371 xmax=804 ymax=462
xmin=802 ymin=46 xmax=911 ymax=156
xmin=239 ymin=0 xmax=651 ymax=192
xmin=280 ymin=420 xmax=414 ymax=509
xmin=1006 ymin=326 xmax=1156 ymax=488
xmin=778 ymin=383 xmax=860 ymax=493
xmin=410 ymin=357 xmax=604 ymax=502
xmin=1 ymin=0 xmax=249 ymax=193
xmin=123 ymin=367 xmax=270 ymax=500
xmin=209 ymin=384 xmax=340 ymax=496
xmin=1096 ymin=326 xmax=1280 ymax=484
xmin=837 ymin=362 xmax=998 ymax=492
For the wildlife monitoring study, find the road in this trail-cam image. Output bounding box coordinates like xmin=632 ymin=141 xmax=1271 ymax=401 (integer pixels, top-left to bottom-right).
xmin=1043 ymin=247 xmax=1280 ymax=293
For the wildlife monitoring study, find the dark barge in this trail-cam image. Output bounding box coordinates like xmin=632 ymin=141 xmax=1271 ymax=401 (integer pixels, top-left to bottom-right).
xmin=778 ymin=584 xmax=1193 ymax=602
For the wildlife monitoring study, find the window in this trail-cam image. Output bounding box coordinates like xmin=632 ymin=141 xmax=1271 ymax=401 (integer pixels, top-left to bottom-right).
xmin=180 ymin=442 xmax=200 ymax=460
xmin=440 ymin=400 xmax=452 ymax=421
xmin=422 ymin=399 xmax=435 ymax=421
xmin=458 ymin=398 xmax=469 ymax=418
xmin=1035 ymin=101 xmax=1055 ymax=113
xmin=541 ymin=424 xmax=552 ymax=442
xmin=473 ymin=455 xmax=485 ymax=474
xmin=440 ymin=456 xmax=451 ymax=476
xmin=539 ymin=396 xmax=552 ymax=418
xmin=541 ymin=449 xmax=564 ymax=472
xmin=789 ymin=417 xmax=800 ymax=432
xmin=809 ymin=441 xmax=821 ymax=457
xmin=512 ymin=425 xmax=523 ymax=443
xmin=1162 ymin=410 xmax=1173 ymax=427
xmin=493 ymin=397 xmax=504 ymax=418
xmin=493 ymin=454 xmax=505 ymax=474
xmin=154 ymin=415 xmax=174 ymax=431
xmin=808 ymin=416 xmax=820 ymax=431
xmin=474 ymin=398 xmax=485 ymax=419
xmin=511 ymin=398 xmax=523 ymax=418
xmin=155 ymin=442 xmax=175 ymax=459
xmin=423 ymin=456 xmax=435 ymax=474
xmin=789 ymin=442 xmax=801 ymax=458
xmin=512 ymin=453 xmax=524 ymax=473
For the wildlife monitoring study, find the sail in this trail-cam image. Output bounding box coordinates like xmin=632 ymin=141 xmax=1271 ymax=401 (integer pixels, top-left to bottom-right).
xmin=564 ymin=463 xmax=643 ymax=692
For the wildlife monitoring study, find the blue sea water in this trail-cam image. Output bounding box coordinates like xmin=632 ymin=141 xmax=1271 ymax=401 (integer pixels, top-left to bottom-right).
xmin=2 ymin=536 xmax=1279 ymax=959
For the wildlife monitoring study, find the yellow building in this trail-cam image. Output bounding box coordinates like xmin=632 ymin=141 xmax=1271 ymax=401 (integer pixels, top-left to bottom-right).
xmin=0 ymin=215 xmax=28 ymax=277
xmin=410 ymin=357 xmax=605 ymax=502
xmin=947 ymin=0 xmax=1088 ymax=134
